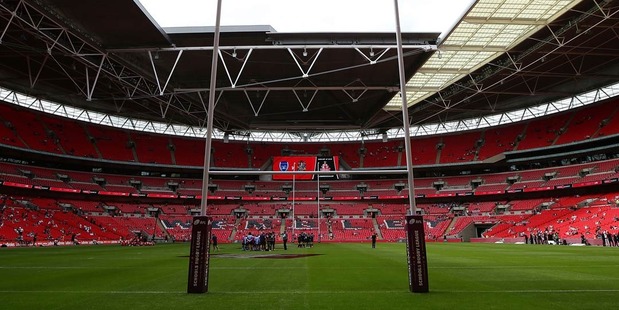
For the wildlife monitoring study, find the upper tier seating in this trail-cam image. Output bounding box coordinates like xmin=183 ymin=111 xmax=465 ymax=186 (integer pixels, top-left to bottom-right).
xmin=6 ymin=107 xmax=62 ymax=154
xmin=88 ymin=126 xmax=135 ymax=162
xmin=594 ymin=99 xmax=619 ymax=138
xmin=555 ymin=101 xmax=616 ymax=144
xmin=2 ymin=98 xmax=619 ymax=168
xmin=477 ymin=124 xmax=524 ymax=160
xmin=516 ymin=112 xmax=572 ymax=150
xmin=408 ymin=136 xmax=440 ymax=165
xmin=42 ymin=115 xmax=98 ymax=158
xmin=129 ymin=132 xmax=173 ymax=165
xmin=439 ymin=131 xmax=481 ymax=163
xmin=362 ymin=140 xmax=401 ymax=167
xmin=0 ymin=106 xmax=27 ymax=148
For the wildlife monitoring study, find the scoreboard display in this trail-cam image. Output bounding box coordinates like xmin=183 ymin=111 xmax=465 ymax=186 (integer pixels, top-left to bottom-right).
xmin=272 ymin=156 xmax=339 ymax=180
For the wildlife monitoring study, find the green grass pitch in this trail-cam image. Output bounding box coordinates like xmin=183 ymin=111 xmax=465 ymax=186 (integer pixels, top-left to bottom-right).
xmin=1 ymin=242 xmax=619 ymax=309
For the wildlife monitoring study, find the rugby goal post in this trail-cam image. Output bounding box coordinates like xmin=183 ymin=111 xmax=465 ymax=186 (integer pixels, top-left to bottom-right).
xmin=187 ymin=0 xmax=429 ymax=294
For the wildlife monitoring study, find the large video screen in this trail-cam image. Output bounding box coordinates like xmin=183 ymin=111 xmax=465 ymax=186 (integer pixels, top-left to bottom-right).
xmin=272 ymin=156 xmax=339 ymax=180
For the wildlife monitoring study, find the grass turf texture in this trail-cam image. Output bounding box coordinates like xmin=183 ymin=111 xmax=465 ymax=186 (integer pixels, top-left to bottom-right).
xmin=1 ymin=242 xmax=619 ymax=309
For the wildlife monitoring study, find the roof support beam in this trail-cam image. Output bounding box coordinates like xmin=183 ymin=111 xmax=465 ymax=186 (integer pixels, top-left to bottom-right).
xmin=162 ymin=50 xmax=184 ymax=95
xmin=411 ymin=5 xmax=619 ymax=126
xmin=219 ymin=48 xmax=252 ymax=88
xmin=0 ymin=0 xmax=20 ymax=44
xmin=48 ymin=54 xmax=87 ymax=97
xmin=288 ymin=47 xmax=323 ymax=78
xmin=177 ymin=86 xmax=395 ymax=92
xmin=293 ymin=84 xmax=318 ymax=112
xmin=27 ymin=54 xmax=49 ymax=88
xmin=86 ymin=54 xmax=106 ymax=101
xmin=244 ymin=89 xmax=270 ymax=116
xmin=342 ymin=80 xmax=369 ymax=103
xmin=109 ymin=44 xmax=436 ymax=53
xmin=354 ymin=47 xmax=391 ymax=65
xmin=0 ymin=1 xmax=201 ymax=122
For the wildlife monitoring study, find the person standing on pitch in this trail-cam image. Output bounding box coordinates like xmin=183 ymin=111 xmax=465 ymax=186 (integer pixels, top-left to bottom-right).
xmin=371 ymin=232 xmax=377 ymax=248
xmin=281 ymin=231 xmax=288 ymax=250
xmin=211 ymin=234 xmax=219 ymax=251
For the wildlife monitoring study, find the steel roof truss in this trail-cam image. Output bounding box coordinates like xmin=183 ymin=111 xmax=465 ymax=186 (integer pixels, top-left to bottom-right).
xmin=354 ymin=47 xmax=391 ymax=65
xmin=292 ymin=80 xmax=318 ymax=112
xmin=26 ymin=54 xmax=48 ymax=88
xmin=149 ymin=50 xmax=184 ymax=95
xmin=48 ymin=54 xmax=87 ymax=97
xmin=342 ymin=80 xmax=369 ymax=103
xmin=85 ymin=54 xmax=106 ymax=101
xmin=593 ymin=0 xmax=611 ymax=18
xmin=197 ymin=90 xmax=223 ymax=113
xmin=159 ymin=94 xmax=173 ymax=118
xmin=219 ymin=48 xmax=253 ymax=88
xmin=506 ymin=52 xmax=523 ymax=71
xmin=519 ymin=75 xmax=535 ymax=95
xmin=244 ymin=89 xmax=270 ymax=117
xmin=288 ymin=47 xmax=323 ymax=78
xmin=0 ymin=2 xmax=182 ymax=117
xmin=0 ymin=0 xmax=20 ymax=44
xmin=545 ymin=24 xmax=566 ymax=47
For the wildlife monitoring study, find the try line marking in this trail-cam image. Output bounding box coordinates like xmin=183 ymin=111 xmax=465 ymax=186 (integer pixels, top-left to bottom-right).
xmin=3 ymin=265 xmax=618 ymax=270
xmin=1 ymin=289 xmax=619 ymax=294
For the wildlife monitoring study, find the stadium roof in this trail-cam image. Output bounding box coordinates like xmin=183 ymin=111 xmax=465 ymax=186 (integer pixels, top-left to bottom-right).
xmin=391 ymin=0 xmax=619 ymax=127
xmin=0 ymin=0 xmax=617 ymax=142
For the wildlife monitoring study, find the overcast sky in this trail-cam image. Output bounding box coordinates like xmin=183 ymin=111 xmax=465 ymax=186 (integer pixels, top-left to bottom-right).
xmin=139 ymin=0 xmax=475 ymax=38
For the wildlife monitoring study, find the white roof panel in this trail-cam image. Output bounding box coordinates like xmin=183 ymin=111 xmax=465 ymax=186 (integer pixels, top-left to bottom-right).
xmin=385 ymin=0 xmax=583 ymax=111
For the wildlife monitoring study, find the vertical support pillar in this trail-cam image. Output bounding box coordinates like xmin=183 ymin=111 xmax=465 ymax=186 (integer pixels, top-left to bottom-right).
xmin=393 ymin=0 xmax=429 ymax=293
xmin=292 ymin=173 xmax=296 ymax=237
xmin=188 ymin=0 xmax=222 ymax=294
xmin=317 ymin=173 xmax=321 ymax=243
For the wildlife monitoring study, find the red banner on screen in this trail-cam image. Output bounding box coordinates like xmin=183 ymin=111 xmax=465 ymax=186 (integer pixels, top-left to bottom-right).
xmin=272 ymin=156 xmax=317 ymax=180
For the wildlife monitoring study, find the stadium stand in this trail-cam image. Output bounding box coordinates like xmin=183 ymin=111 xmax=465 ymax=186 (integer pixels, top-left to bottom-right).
xmin=477 ymin=124 xmax=524 ymax=160
xmin=555 ymin=102 xmax=616 ymax=144
xmin=439 ymin=131 xmax=481 ymax=163
xmin=3 ymin=98 xmax=619 ymax=246
xmin=129 ymin=132 xmax=173 ymax=165
xmin=87 ymin=126 xmax=135 ymax=162
xmin=42 ymin=116 xmax=99 ymax=159
xmin=362 ymin=140 xmax=401 ymax=167
xmin=516 ymin=113 xmax=572 ymax=150
xmin=409 ymin=136 xmax=440 ymax=165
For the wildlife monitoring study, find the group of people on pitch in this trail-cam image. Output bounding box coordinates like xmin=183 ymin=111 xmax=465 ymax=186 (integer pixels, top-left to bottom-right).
xmin=241 ymin=231 xmax=277 ymax=251
xmin=296 ymin=232 xmax=314 ymax=248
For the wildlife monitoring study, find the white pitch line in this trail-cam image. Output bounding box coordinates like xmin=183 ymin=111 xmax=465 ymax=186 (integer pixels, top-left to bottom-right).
xmin=434 ymin=289 xmax=619 ymax=294
xmin=0 ymin=266 xmax=179 ymax=269
xmin=202 ymin=289 xmax=619 ymax=294
xmin=1 ymin=289 xmax=619 ymax=295
xmin=428 ymin=265 xmax=619 ymax=269
xmin=2 ymin=265 xmax=618 ymax=270
xmin=0 ymin=290 xmax=185 ymax=294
